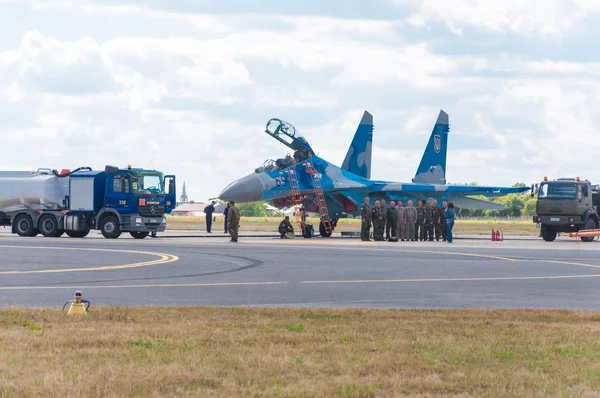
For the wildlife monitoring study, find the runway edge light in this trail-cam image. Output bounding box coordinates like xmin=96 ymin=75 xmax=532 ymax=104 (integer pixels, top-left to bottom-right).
xmin=62 ymin=290 xmax=90 ymax=315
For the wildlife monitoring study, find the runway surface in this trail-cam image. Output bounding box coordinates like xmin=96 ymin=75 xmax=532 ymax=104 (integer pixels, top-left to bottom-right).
xmin=1 ymin=229 xmax=600 ymax=309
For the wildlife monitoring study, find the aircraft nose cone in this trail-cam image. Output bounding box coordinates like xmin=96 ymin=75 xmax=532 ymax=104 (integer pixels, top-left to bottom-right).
xmin=218 ymin=174 xmax=263 ymax=203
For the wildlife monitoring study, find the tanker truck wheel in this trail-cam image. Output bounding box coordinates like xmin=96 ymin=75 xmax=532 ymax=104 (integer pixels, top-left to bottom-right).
xmin=101 ymin=215 xmax=121 ymax=239
xmin=130 ymin=231 xmax=149 ymax=239
xmin=14 ymin=214 xmax=38 ymax=237
xmin=39 ymin=214 xmax=61 ymax=238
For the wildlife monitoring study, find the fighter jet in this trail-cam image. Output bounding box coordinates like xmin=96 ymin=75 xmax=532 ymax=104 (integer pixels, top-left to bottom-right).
xmin=218 ymin=110 xmax=529 ymax=237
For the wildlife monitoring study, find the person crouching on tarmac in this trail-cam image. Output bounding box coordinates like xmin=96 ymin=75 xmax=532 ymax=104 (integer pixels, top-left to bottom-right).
xmin=278 ymin=216 xmax=295 ymax=239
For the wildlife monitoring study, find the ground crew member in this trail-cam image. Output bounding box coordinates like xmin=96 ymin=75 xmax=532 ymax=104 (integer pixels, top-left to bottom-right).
xmin=432 ymin=199 xmax=442 ymax=241
xmin=396 ymin=201 xmax=406 ymax=241
xmin=227 ymin=201 xmax=240 ymax=242
xmin=416 ymin=200 xmax=425 ymax=241
xmin=372 ymin=200 xmax=384 ymax=241
xmin=278 ymin=216 xmax=295 ymax=239
xmin=440 ymin=200 xmax=448 ymax=241
xmin=386 ymin=201 xmax=395 ymax=240
xmin=380 ymin=199 xmax=387 ymax=240
xmin=204 ymin=201 xmax=215 ymax=233
xmin=223 ymin=202 xmax=231 ymax=233
xmin=405 ymin=200 xmax=417 ymax=241
xmin=387 ymin=201 xmax=398 ymax=241
xmin=360 ymin=197 xmax=372 ymax=241
xmin=445 ymin=202 xmax=455 ymax=243
xmin=425 ymin=200 xmax=435 ymax=241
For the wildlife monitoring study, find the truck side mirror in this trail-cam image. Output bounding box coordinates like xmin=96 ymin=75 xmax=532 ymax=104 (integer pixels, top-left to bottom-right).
xmin=530 ymin=184 xmax=534 ymax=197
xmin=169 ymin=180 xmax=175 ymax=195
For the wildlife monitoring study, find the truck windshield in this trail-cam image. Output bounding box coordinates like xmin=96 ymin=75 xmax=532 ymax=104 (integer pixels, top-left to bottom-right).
xmin=130 ymin=172 xmax=165 ymax=195
xmin=538 ymin=183 xmax=576 ymax=199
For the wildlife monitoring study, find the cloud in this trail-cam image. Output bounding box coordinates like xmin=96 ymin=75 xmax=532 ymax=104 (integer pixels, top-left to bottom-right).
xmin=396 ymin=0 xmax=600 ymax=36
xmin=1 ymin=0 xmax=600 ymax=202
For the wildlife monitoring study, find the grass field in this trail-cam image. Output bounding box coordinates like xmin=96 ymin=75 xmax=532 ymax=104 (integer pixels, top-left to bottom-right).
xmin=166 ymin=216 xmax=539 ymax=236
xmin=2 ymin=307 xmax=600 ymax=397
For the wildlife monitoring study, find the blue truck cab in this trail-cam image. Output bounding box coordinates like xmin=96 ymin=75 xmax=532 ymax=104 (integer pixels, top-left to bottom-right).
xmin=11 ymin=164 xmax=176 ymax=239
xmin=64 ymin=165 xmax=176 ymax=239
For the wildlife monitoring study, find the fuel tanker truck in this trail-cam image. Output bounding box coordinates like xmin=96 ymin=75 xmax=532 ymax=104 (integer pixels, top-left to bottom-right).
xmin=0 ymin=165 xmax=176 ymax=239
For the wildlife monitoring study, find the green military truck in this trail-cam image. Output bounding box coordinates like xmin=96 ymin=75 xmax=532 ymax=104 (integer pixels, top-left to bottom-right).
xmin=532 ymin=177 xmax=600 ymax=242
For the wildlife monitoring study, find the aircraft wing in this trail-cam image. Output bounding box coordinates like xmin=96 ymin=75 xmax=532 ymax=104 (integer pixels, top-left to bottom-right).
xmin=376 ymin=183 xmax=529 ymax=196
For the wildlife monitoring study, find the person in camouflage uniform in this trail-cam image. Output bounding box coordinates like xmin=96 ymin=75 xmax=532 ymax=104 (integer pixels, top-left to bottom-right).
xmin=405 ymin=200 xmax=417 ymax=241
xmin=372 ymin=200 xmax=385 ymax=241
xmin=440 ymin=200 xmax=448 ymax=241
xmin=416 ymin=200 xmax=426 ymax=241
xmin=380 ymin=199 xmax=388 ymax=239
xmin=432 ymin=199 xmax=442 ymax=241
xmin=425 ymin=200 xmax=435 ymax=241
xmin=386 ymin=201 xmax=395 ymax=240
xmin=387 ymin=201 xmax=398 ymax=241
xmin=360 ymin=197 xmax=372 ymax=241
xmin=396 ymin=201 xmax=406 ymax=241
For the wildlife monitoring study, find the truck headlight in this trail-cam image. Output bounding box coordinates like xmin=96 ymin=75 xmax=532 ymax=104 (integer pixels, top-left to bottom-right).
xmin=161 ymin=217 xmax=166 ymax=224
xmin=135 ymin=217 xmax=143 ymax=224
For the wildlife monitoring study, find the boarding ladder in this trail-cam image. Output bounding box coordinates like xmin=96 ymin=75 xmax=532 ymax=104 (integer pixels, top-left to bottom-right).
xmin=286 ymin=163 xmax=306 ymax=234
xmin=305 ymin=161 xmax=332 ymax=234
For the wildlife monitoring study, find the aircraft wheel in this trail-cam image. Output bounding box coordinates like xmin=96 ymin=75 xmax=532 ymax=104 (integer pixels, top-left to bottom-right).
xmin=319 ymin=221 xmax=332 ymax=238
xmin=303 ymin=224 xmax=313 ymax=239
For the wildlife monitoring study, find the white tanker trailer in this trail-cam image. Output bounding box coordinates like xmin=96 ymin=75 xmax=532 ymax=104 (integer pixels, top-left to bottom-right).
xmin=0 ymin=168 xmax=70 ymax=225
xmin=0 ymin=165 xmax=177 ymax=239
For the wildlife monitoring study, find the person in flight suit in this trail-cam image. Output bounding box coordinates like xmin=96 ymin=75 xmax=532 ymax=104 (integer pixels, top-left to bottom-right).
xmin=228 ymin=201 xmax=240 ymax=242
xmin=396 ymin=201 xmax=406 ymax=241
xmin=360 ymin=197 xmax=372 ymax=241
xmin=404 ymin=200 xmax=417 ymax=241
xmin=416 ymin=200 xmax=426 ymax=241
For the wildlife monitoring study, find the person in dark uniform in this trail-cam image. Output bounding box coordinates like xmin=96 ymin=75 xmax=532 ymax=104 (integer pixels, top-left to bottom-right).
xmin=440 ymin=200 xmax=448 ymax=241
xmin=278 ymin=216 xmax=295 ymax=239
xmin=204 ymin=201 xmax=215 ymax=233
xmin=223 ymin=202 xmax=231 ymax=233
xmin=416 ymin=200 xmax=425 ymax=241
xmin=360 ymin=197 xmax=372 ymax=241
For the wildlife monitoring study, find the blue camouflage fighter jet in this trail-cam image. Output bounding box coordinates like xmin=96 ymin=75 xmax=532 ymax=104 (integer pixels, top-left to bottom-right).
xmin=218 ymin=110 xmax=529 ymax=237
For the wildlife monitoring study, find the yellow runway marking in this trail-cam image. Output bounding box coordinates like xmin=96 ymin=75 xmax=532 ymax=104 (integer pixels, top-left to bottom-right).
xmin=0 ymin=245 xmax=179 ymax=274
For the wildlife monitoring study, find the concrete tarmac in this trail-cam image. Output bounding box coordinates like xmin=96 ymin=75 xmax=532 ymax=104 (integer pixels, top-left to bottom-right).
xmin=1 ymin=228 xmax=600 ymax=309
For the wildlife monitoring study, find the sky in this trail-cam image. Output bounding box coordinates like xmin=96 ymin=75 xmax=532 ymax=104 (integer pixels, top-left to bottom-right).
xmin=1 ymin=0 xmax=600 ymax=202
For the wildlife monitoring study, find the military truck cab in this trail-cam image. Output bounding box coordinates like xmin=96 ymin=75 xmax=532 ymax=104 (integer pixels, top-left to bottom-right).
xmin=532 ymin=177 xmax=600 ymax=242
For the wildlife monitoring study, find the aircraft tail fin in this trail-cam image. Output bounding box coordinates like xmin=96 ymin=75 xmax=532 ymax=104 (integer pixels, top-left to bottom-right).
xmin=341 ymin=110 xmax=373 ymax=179
xmin=413 ymin=110 xmax=449 ymax=184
